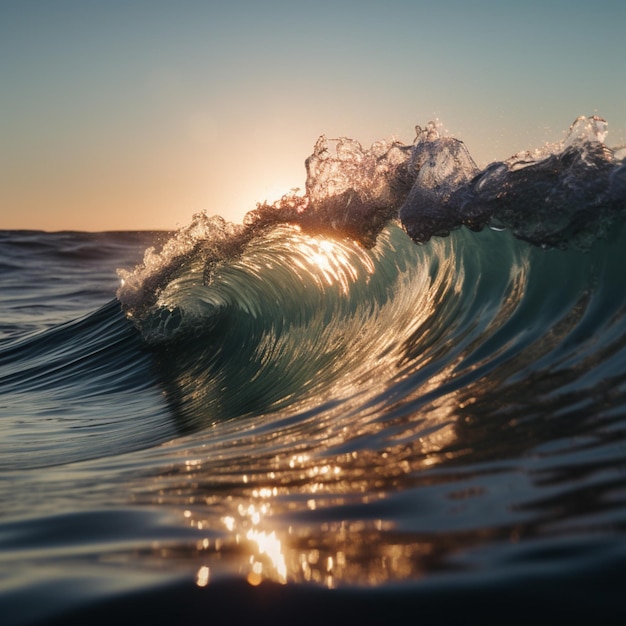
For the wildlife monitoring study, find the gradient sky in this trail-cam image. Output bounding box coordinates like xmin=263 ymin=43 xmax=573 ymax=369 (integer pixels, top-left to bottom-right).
xmin=1 ymin=0 xmax=625 ymax=231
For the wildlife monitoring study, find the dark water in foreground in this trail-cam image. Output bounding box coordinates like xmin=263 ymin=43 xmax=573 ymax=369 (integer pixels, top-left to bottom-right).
xmin=2 ymin=117 xmax=626 ymax=624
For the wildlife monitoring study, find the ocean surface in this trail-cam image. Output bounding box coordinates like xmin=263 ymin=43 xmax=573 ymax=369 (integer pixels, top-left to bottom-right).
xmin=2 ymin=116 xmax=626 ymax=624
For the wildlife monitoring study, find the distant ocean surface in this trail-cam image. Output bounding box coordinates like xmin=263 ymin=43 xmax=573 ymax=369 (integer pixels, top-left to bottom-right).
xmin=2 ymin=117 xmax=626 ymax=625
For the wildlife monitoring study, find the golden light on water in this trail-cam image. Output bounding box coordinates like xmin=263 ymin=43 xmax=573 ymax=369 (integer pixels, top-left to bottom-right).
xmin=216 ymin=502 xmax=288 ymax=585
xmin=195 ymin=565 xmax=210 ymax=587
xmin=246 ymin=528 xmax=287 ymax=583
xmin=174 ymin=405 xmax=460 ymax=590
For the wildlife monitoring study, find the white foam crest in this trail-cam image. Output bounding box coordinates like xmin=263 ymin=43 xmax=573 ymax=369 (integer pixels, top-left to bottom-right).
xmin=117 ymin=212 xmax=241 ymax=315
xmin=304 ymin=134 xmax=412 ymax=208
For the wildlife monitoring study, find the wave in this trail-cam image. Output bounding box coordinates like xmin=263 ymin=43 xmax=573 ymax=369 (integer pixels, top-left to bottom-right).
xmin=111 ymin=115 xmax=624 ymax=460
xmin=113 ymin=116 xmax=626 ymax=433
xmin=3 ymin=117 xmax=626 ymax=619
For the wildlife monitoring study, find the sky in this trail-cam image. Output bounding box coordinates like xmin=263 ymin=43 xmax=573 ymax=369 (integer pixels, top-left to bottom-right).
xmin=1 ymin=0 xmax=625 ymax=231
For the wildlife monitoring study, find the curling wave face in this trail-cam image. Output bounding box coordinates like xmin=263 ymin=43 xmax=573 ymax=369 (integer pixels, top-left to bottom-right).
xmin=119 ymin=224 xmax=502 ymax=432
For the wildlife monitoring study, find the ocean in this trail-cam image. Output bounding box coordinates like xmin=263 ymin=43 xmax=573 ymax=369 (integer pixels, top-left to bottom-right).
xmin=2 ymin=116 xmax=626 ymax=624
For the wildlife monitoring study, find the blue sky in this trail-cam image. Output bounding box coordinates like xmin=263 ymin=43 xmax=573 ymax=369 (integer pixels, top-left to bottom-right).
xmin=1 ymin=0 xmax=625 ymax=230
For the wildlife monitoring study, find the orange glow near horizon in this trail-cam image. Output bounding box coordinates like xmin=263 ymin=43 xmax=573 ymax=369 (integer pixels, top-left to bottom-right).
xmin=0 ymin=150 xmax=308 ymax=232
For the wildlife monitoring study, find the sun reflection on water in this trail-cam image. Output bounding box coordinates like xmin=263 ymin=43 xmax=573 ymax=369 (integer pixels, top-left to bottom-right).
xmin=195 ymin=565 xmax=210 ymax=587
xmin=246 ymin=528 xmax=287 ymax=584
xmin=215 ymin=501 xmax=288 ymax=585
xmin=171 ymin=400 xmax=460 ymax=590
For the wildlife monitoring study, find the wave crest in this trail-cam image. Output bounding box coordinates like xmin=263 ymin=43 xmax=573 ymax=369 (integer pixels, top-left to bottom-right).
xmin=117 ymin=115 xmax=626 ymax=329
